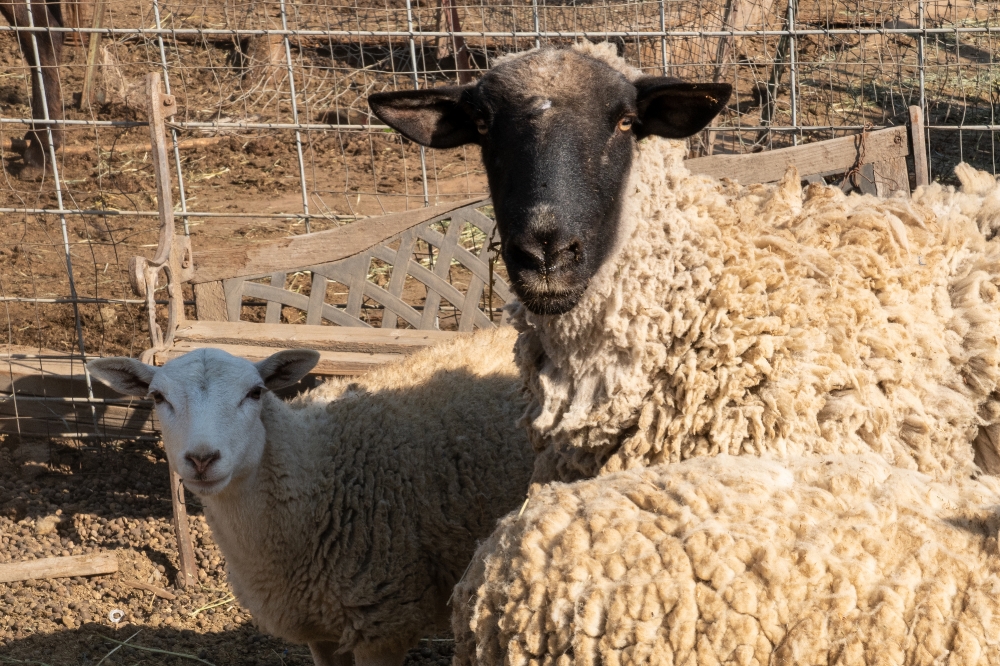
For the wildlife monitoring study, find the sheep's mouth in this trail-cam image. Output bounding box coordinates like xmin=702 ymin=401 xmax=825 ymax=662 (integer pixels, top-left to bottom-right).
xmin=182 ymin=473 xmax=232 ymax=496
xmin=512 ymin=275 xmax=588 ymax=315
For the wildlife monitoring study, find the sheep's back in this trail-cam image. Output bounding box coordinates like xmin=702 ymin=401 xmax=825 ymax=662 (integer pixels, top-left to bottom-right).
xmin=453 ymin=454 xmax=1000 ymax=666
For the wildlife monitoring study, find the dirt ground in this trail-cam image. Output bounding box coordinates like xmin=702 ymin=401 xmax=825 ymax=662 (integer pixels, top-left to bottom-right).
xmin=0 ymin=438 xmax=457 ymax=666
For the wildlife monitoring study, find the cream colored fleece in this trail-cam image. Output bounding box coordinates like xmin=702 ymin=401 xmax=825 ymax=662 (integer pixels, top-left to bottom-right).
xmin=203 ymin=326 xmax=534 ymax=655
xmin=511 ymin=89 xmax=1000 ymax=483
xmin=453 ymin=454 xmax=1000 ymax=666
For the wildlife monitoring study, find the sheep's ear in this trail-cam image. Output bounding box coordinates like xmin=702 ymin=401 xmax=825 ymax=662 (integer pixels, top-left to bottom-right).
xmin=633 ymin=78 xmax=732 ymax=140
xmin=367 ymin=86 xmax=478 ymax=148
xmin=86 ymin=357 xmax=156 ymax=397
xmin=255 ymin=350 xmax=320 ymax=390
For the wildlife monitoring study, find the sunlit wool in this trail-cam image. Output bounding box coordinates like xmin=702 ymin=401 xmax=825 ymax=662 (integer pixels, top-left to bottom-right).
xmin=454 ymin=454 xmax=1000 ymax=666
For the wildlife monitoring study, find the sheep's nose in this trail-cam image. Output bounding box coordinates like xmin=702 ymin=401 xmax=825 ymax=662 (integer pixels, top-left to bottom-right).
xmin=515 ymin=232 xmax=583 ymax=275
xmin=185 ymin=451 xmax=221 ymax=477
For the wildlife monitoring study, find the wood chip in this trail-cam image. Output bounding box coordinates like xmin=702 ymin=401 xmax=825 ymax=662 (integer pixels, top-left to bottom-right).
xmin=123 ymin=578 xmax=178 ymax=600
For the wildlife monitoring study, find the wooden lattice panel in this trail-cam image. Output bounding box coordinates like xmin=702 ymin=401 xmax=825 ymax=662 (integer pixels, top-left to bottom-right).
xmin=219 ymin=200 xmax=511 ymax=332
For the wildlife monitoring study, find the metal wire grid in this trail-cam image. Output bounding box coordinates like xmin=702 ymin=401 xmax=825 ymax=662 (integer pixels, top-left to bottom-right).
xmin=0 ymin=0 xmax=997 ymax=440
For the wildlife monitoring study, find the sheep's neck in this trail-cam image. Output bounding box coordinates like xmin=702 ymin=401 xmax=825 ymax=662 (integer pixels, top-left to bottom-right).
xmin=198 ymin=402 xmax=325 ymax=585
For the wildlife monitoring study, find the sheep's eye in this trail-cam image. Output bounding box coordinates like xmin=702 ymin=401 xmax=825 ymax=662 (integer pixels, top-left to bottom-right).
xmin=247 ymin=386 xmax=263 ymax=401
xmin=618 ymin=117 xmax=635 ymax=132
xmin=149 ymin=391 xmax=165 ymax=405
xmin=476 ymin=119 xmax=489 ymax=135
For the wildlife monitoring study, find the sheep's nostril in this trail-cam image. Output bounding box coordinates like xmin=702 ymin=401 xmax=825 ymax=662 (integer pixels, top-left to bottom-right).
xmin=185 ymin=451 xmax=221 ymax=476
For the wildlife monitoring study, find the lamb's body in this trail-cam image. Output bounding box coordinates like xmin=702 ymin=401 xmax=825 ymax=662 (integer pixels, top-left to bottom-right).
xmin=515 ymin=126 xmax=1000 ymax=486
xmin=454 ymin=454 xmax=1000 ymax=666
xmin=88 ymin=326 xmax=534 ymax=666
xmin=213 ymin=326 xmax=533 ymax=656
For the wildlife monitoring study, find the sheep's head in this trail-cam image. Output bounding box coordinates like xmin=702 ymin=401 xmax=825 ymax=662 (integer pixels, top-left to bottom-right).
xmin=87 ymin=349 xmax=319 ymax=496
xmin=368 ymin=47 xmax=730 ymax=315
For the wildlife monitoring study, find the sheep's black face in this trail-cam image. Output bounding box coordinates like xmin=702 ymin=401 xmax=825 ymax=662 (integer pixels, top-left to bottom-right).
xmin=368 ymin=48 xmax=731 ymax=315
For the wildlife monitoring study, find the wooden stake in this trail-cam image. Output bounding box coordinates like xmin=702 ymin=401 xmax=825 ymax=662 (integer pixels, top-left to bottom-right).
xmin=908 ymin=105 xmax=930 ymax=188
xmin=80 ymin=0 xmax=107 ymax=110
xmin=0 ymin=552 xmax=117 ymax=583
xmin=169 ymin=463 xmax=198 ymax=589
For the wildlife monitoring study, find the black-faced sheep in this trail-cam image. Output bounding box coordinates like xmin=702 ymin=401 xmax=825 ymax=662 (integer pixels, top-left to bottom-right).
xmin=87 ymin=326 xmax=534 ymax=666
xmin=370 ymin=42 xmax=1000 ymax=487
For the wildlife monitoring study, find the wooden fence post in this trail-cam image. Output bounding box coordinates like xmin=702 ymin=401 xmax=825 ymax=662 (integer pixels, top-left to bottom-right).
xmin=141 ymin=72 xmax=198 ymax=590
xmin=908 ymin=105 xmax=930 ymax=188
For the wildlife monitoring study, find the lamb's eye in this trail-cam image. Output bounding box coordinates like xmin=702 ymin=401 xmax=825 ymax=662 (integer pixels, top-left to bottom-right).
xmin=476 ymin=119 xmax=489 ymax=135
xmin=618 ymin=117 xmax=635 ymax=132
xmin=149 ymin=391 xmax=165 ymax=405
xmin=247 ymin=386 xmax=263 ymax=401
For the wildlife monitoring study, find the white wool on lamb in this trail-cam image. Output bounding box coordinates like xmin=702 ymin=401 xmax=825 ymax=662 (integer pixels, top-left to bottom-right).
xmin=453 ymin=454 xmax=1000 ymax=666
xmin=88 ymin=326 xmax=533 ymax=666
xmin=509 ymin=50 xmax=1000 ymax=483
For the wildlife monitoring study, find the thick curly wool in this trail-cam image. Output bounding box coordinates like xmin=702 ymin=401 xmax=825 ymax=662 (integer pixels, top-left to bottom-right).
xmin=205 ymin=326 xmax=534 ymax=655
xmin=512 ymin=132 xmax=1000 ymax=485
xmin=452 ymin=454 xmax=1000 ymax=666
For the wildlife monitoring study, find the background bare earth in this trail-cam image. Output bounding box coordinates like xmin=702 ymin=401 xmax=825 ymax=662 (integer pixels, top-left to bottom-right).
xmin=1 ymin=0 xmax=998 ymax=663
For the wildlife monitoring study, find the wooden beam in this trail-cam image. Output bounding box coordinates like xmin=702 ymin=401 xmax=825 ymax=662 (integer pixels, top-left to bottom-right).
xmin=686 ymin=126 xmax=910 ymax=185
xmin=172 ymin=320 xmax=456 ymax=355
xmin=908 ymin=106 xmax=929 ymax=188
xmin=188 ymin=197 xmax=489 ymax=284
xmin=155 ymin=341 xmax=405 ymax=376
xmin=0 ymin=553 xmax=118 ymax=583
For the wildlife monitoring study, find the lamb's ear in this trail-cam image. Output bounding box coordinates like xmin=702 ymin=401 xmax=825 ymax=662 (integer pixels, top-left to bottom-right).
xmin=367 ymin=86 xmax=478 ymax=148
xmin=86 ymin=358 xmax=157 ymax=397
xmin=633 ymin=78 xmax=732 ymax=140
xmin=255 ymin=350 xmax=321 ymax=390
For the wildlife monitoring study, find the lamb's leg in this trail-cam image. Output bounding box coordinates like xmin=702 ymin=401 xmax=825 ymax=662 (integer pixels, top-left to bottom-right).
xmin=352 ymin=645 xmax=408 ymax=666
xmin=308 ymin=641 xmax=353 ymax=666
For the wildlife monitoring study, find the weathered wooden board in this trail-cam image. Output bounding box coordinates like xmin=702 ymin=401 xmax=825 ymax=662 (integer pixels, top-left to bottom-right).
xmin=687 ymin=126 xmax=910 ymax=185
xmin=188 ymin=197 xmax=489 ymax=284
xmin=0 ymin=396 xmax=157 ymax=438
xmin=155 ymin=341 xmax=404 ymax=376
xmin=0 ymin=347 xmax=122 ymax=399
xmin=0 ymin=553 xmax=118 ymax=583
xmin=172 ymin=321 xmax=457 ymax=355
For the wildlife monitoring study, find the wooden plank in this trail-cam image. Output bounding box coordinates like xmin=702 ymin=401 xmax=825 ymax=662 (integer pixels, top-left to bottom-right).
xmin=193 ymin=281 xmax=228 ymax=321
xmin=155 ymin=342 xmax=406 ymax=376
xmin=0 ymin=398 xmax=157 ymax=437
xmin=0 ymin=553 xmax=118 ymax=583
xmin=875 ymin=155 xmax=911 ymax=197
xmin=686 ymin=126 xmax=910 ymax=185
xmin=0 ymin=347 xmax=121 ymax=399
xmin=190 ymin=197 xmax=489 ymax=284
xmin=909 ymin=106 xmax=929 ymax=188
xmin=172 ymin=320 xmax=456 ymax=354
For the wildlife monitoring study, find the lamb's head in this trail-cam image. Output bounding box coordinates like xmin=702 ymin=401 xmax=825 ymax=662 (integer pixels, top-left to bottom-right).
xmin=368 ymin=46 xmax=730 ymax=315
xmin=87 ymin=348 xmax=319 ymax=496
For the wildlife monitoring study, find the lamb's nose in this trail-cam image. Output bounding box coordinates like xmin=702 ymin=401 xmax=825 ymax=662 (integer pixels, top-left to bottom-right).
xmin=185 ymin=451 xmax=221 ymax=477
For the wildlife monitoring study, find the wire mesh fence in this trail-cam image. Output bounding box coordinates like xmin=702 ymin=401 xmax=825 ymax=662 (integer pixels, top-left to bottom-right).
xmin=0 ymin=0 xmax=997 ymax=441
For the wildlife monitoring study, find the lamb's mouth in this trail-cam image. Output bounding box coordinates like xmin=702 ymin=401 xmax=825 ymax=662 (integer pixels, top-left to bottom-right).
xmin=182 ymin=473 xmax=232 ymax=496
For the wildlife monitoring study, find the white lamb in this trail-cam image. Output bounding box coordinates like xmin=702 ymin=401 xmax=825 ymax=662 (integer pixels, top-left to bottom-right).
xmin=87 ymin=326 xmax=533 ymax=666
